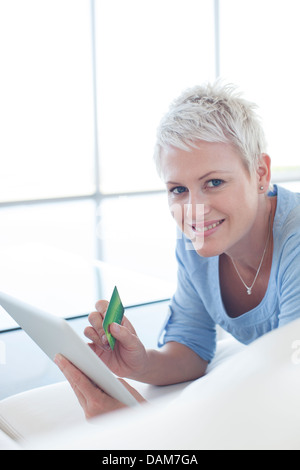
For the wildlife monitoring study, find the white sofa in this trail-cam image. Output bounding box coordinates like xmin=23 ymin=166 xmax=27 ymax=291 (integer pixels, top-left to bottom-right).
xmin=1 ymin=318 xmax=300 ymax=450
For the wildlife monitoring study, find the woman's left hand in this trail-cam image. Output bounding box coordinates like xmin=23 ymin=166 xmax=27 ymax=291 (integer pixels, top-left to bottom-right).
xmin=54 ymin=353 xmax=146 ymax=419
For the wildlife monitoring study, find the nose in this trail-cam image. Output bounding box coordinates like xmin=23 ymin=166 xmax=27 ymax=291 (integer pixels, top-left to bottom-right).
xmin=185 ymin=192 xmax=210 ymax=222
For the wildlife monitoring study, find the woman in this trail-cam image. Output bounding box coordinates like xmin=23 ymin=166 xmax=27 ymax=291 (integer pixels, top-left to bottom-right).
xmin=55 ymin=82 xmax=300 ymax=418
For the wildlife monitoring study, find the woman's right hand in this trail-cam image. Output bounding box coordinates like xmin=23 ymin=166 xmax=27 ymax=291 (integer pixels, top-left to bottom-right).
xmin=84 ymin=300 xmax=149 ymax=381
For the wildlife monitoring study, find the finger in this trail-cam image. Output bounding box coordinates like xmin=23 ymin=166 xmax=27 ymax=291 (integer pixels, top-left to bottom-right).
xmin=85 ymin=326 xmax=111 ymax=351
xmin=88 ymin=342 xmax=106 ymax=356
xmin=109 ymin=322 xmax=138 ymax=350
xmin=121 ymin=315 xmax=138 ymax=335
xmin=54 ymin=354 xmax=125 ymax=419
xmin=54 ymin=354 xmax=109 ymax=402
xmin=118 ymin=378 xmax=146 ymax=404
xmin=88 ymin=310 xmax=104 ymax=332
xmin=95 ymin=299 xmax=109 ymax=314
xmin=84 ymin=325 xmax=103 ymax=345
xmin=86 ymin=311 xmax=110 ymax=348
xmin=54 ymin=354 xmax=88 ymax=409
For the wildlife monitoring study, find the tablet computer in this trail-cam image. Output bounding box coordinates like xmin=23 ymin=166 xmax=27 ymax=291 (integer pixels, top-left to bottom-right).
xmin=0 ymin=291 xmax=138 ymax=407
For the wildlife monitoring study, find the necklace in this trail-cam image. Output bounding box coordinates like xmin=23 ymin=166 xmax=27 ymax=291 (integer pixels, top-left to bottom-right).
xmin=230 ymin=214 xmax=272 ymax=295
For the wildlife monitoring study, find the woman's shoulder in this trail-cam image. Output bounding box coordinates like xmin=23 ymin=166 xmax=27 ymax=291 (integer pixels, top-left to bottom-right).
xmin=273 ymin=185 xmax=300 ymax=264
xmin=274 ymin=185 xmax=300 ymax=237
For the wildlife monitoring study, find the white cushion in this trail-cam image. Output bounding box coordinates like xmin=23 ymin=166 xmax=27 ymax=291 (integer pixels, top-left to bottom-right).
xmin=2 ymin=319 xmax=300 ymax=450
xmin=29 ymin=319 xmax=300 ymax=450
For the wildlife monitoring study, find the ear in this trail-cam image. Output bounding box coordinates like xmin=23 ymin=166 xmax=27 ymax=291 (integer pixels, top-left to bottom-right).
xmin=256 ymin=153 xmax=271 ymax=193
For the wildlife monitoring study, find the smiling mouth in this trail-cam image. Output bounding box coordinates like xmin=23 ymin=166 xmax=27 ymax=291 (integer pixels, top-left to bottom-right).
xmin=192 ymin=219 xmax=225 ymax=233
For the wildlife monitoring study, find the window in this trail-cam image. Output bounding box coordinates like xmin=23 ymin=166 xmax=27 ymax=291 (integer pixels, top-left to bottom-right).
xmin=0 ymin=0 xmax=95 ymax=202
xmin=1 ymin=0 xmax=300 ymax=332
xmin=219 ymin=0 xmax=300 ymax=180
xmin=94 ymin=0 xmax=216 ymax=193
xmin=0 ymin=0 xmax=216 ymax=200
xmin=0 ymin=0 xmax=216 ymax=330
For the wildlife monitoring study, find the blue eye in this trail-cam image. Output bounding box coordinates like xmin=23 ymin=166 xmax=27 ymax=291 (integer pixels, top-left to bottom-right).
xmin=207 ymin=179 xmax=224 ymax=188
xmin=170 ymin=186 xmax=188 ymax=195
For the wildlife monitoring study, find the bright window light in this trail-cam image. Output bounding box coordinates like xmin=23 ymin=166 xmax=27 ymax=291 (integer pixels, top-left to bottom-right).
xmin=95 ymin=0 xmax=216 ymax=193
xmin=1 ymin=0 xmax=300 ymax=333
xmin=219 ymin=0 xmax=300 ymax=173
xmin=0 ymin=0 xmax=95 ymax=202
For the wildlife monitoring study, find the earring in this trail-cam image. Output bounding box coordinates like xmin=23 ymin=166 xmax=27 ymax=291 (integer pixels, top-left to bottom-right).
xmin=260 ymin=186 xmax=264 ymax=190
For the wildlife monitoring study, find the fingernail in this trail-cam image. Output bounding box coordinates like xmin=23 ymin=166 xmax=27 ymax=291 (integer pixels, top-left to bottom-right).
xmin=101 ymin=334 xmax=108 ymax=344
xmin=101 ymin=335 xmax=111 ymax=350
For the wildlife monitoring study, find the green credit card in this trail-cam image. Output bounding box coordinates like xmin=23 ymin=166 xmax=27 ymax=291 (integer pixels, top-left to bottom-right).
xmin=103 ymin=286 xmax=124 ymax=350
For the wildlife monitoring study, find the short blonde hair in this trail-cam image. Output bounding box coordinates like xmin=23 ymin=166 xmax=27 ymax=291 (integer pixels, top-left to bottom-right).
xmin=154 ymin=81 xmax=267 ymax=175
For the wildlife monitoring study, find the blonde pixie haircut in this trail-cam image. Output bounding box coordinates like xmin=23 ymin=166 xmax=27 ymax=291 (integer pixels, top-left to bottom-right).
xmin=153 ymin=81 xmax=267 ymax=176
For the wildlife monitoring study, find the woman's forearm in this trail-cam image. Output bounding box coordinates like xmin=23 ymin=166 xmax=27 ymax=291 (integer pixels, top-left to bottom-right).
xmin=132 ymin=342 xmax=208 ymax=386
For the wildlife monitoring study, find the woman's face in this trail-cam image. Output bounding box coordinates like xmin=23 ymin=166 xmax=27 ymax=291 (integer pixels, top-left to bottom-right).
xmin=160 ymin=141 xmax=261 ymax=258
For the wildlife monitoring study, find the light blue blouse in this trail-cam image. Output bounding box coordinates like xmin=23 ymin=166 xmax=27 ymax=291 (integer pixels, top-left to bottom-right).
xmin=159 ymin=185 xmax=300 ymax=362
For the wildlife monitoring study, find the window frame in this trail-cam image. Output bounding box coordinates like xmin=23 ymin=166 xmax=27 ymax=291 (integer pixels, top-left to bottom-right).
xmin=0 ymin=0 xmax=299 ymax=331
xmin=1 ymin=0 xmax=298 ymax=211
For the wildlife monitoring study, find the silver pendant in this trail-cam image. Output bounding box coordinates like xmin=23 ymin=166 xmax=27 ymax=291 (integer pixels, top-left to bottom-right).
xmin=247 ymin=288 xmax=252 ymax=295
